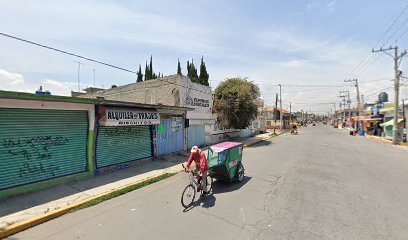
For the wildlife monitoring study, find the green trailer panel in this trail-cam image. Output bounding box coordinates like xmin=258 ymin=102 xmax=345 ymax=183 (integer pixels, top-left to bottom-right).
xmin=226 ymin=146 xmax=243 ymax=180
xmin=0 ymin=108 xmax=88 ymax=190
xmin=95 ymin=125 xmax=152 ymax=168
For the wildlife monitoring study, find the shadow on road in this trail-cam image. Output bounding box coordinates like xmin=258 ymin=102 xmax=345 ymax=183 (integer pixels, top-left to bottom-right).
xmin=248 ymin=140 xmax=272 ymax=148
xmin=211 ymin=176 xmax=251 ymax=194
xmin=182 ymin=176 xmax=251 ymax=213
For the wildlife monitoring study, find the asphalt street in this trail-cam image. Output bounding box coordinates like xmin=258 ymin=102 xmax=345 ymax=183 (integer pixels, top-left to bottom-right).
xmin=9 ymin=125 xmax=408 ymax=240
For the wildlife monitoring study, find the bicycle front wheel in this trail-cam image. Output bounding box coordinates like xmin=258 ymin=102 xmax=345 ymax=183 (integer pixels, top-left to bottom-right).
xmin=181 ymin=184 xmax=196 ymax=208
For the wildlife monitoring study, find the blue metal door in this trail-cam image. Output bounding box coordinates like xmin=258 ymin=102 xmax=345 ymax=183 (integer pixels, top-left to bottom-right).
xmin=156 ymin=118 xmax=184 ymax=155
xmin=188 ymin=124 xmax=205 ymax=148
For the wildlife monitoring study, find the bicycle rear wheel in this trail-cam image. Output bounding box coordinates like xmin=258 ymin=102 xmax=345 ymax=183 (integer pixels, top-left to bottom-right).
xmin=181 ymin=184 xmax=196 ymax=208
xmin=206 ymin=175 xmax=213 ymax=192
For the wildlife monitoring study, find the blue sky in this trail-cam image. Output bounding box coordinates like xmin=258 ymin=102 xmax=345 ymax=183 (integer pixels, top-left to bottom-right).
xmin=1 ymin=0 xmax=408 ymax=113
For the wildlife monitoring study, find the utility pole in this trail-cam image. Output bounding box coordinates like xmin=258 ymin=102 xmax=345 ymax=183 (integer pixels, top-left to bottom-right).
xmin=274 ymin=93 xmax=278 ymax=134
xmin=345 ymin=79 xmax=361 ymax=116
xmin=338 ymin=94 xmax=346 ymax=122
xmin=73 ymin=61 xmax=84 ymax=92
xmin=289 ymin=102 xmax=292 ymax=123
xmin=340 ymin=90 xmax=351 ymax=126
xmin=279 ymin=84 xmax=283 ymax=131
xmin=372 ymin=46 xmax=407 ymax=144
xmin=345 ymin=78 xmax=361 ymax=130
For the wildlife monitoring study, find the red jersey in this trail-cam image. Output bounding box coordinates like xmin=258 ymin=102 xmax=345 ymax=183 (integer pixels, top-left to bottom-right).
xmin=186 ymin=151 xmax=208 ymax=174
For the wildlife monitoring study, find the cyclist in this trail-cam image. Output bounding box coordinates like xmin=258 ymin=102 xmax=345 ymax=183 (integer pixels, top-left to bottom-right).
xmin=291 ymin=123 xmax=298 ymax=134
xmin=186 ymin=146 xmax=209 ymax=195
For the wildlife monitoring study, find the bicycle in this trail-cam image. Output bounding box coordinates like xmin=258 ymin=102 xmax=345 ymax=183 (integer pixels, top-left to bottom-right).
xmin=181 ymin=164 xmax=213 ymax=208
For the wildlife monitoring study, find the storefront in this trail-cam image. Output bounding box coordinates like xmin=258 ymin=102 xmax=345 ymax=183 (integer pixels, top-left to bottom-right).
xmin=95 ymin=105 xmax=159 ymax=168
xmin=0 ymin=95 xmax=95 ymax=190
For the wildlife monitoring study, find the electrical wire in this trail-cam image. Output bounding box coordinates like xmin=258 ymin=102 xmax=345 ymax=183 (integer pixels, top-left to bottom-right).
xmin=346 ymin=1 xmax=408 ymax=79
xmin=0 ymin=32 xmax=136 ymax=73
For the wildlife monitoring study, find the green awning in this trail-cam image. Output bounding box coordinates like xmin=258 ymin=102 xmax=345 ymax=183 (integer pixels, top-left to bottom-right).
xmin=379 ymin=107 xmax=395 ymax=113
xmin=380 ymin=118 xmax=403 ymax=127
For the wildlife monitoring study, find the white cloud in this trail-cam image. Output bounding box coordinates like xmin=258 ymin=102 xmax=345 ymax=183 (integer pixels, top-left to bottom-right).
xmin=279 ymin=59 xmax=307 ymax=68
xmin=0 ymin=69 xmax=24 ymax=86
xmin=41 ymin=79 xmax=78 ymax=96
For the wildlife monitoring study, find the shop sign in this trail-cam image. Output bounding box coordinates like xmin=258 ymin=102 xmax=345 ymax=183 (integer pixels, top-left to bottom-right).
xmin=99 ymin=106 xmax=160 ymax=126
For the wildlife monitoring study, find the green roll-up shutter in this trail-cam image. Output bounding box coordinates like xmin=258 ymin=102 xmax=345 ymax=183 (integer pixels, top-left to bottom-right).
xmin=96 ymin=125 xmax=152 ymax=168
xmin=0 ymin=108 xmax=88 ymax=190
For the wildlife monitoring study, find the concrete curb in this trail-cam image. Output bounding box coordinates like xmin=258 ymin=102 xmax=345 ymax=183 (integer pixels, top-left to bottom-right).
xmin=365 ymin=134 xmax=408 ymax=147
xmin=0 ymin=167 xmax=184 ymax=239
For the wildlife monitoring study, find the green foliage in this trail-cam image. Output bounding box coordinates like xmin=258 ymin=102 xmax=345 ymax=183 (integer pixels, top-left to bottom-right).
xmin=149 ymin=55 xmax=153 ymax=79
xmin=213 ymin=77 xmax=260 ymax=129
xmin=144 ymin=56 xmax=158 ymax=80
xmin=198 ymin=55 xmax=209 ymax=86
xmin=187 ymin=59 xmax=199 ymax=83
xmin=136 ymin=64 xmax=143 ymax=82
xmin=177 ymin=58 xmax=182 ymax=75
xmin=144 ymin=61 xmax=150 ymax=81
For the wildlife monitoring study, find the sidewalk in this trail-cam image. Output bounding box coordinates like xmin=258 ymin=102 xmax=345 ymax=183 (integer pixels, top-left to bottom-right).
xmin=0 ymin=131 xmax=276 ymax=238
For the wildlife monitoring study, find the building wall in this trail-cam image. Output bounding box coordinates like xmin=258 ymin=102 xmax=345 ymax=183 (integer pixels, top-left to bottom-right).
xmin=95 ymin=75 xmax=180 ymax=106
xmin=91 ymin=75 xmax=214 ymax=146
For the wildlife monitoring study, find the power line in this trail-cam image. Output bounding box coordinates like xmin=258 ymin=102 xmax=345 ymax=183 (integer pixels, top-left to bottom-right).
xmin=0 ymin=32 xmax=136 ymax=73
xmin=346 ymin=2 xmax=408 ymax=79
xmin=0 ymin=32 xmax=217 ymax=95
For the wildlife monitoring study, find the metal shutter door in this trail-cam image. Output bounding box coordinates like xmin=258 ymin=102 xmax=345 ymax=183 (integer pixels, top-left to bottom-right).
xmin=188 ymin=124 xmax=205 ymax=148
xmin=156 ymin=119 xmax=184 ymax=155
xmin=0 ymin=108 xmax=88 ymax=190
xmin=96 ymin=125 xmax=152 ymax=168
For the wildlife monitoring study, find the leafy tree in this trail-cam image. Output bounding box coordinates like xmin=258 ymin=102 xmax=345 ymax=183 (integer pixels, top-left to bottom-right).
xmin=213 ymin=77 xmax=260 ymax=129
xmin=136 ymin=64 xmax=143 ymax=82
xmin=198 ymin=56 xmax=209 ymax=86
xmin=177 ymin=59 xmax=182 ymax=75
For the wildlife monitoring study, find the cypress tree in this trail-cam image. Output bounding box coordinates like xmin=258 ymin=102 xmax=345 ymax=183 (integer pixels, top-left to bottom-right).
xmin=188 ymin=59 xmax=199 ymax=83
xmin=149 ymin=55 xmax=153 ymax=80
xmin=177 ymin=58 xmax=182 ymax=75
xmin=199 ymin=55 xmax=209 ymax=86
xmin=136 ymin=64 xmax=143 ymax=82
xmin=144 ymin=61 xmax=150 ymax=81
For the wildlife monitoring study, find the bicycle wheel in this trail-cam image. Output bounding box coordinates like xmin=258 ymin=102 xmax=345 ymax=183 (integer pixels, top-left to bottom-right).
xmin=206 ymin=175 xmax=213 ymax=192
xmin=237 ymin=165 xmax=245 ymax=182
xmin=181 ymin=184 xmax=196 ymax=208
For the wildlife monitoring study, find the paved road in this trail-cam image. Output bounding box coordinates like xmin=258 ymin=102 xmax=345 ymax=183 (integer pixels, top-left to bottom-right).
xmin=10 ymin=125 xmax=408 ymax=240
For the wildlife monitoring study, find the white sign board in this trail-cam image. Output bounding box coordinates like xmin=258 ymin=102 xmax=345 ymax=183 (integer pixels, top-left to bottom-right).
xmin=100 ymin=107 xmax=160 ymax=126
xmin=171 ymin=117 xmax=183 ymax=132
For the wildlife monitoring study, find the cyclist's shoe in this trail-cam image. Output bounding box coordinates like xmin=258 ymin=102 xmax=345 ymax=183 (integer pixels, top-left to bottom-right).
xmin=201 ymin=191 xmax=209 ymax=196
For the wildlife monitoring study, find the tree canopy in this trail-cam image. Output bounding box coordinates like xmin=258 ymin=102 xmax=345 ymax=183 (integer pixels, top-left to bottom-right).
xmin=213 ymin=77 xmax=260 ymax=129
